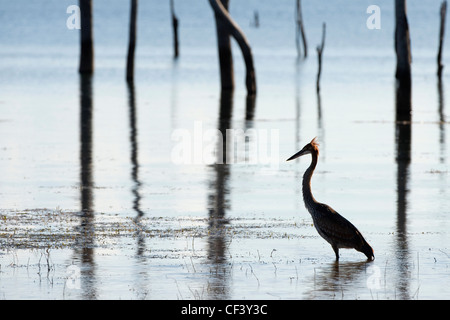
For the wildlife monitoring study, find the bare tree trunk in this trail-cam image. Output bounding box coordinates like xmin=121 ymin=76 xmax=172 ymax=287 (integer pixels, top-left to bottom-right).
xmin=253 ymin=11 xmax=259 ymax=28
xmin=212 ymin=0 xmax=234 ymax=92
xmin=170 ymin=0 xmax=179 ymax=58
xmin=395 ymin=0 xmax=411 ymax=81
xmin=126 ymin=0 xmax=138 ymax=83
xmin=316 ymin=23 xmax=326 ymax=92
xmin=245 ymin=94 xmax=256 ymax=121
xmin=395 ymin=0 xmax=412 ymax=120
xmin=79 ymin=0 xmax=94 ymax=74
xmin=438 ymin=0 xmax=447 ymax=78
xmin=296 ymin=0 xmax=308 ymax=58
xmin=209 ymin=0 xmax=256 ymax=95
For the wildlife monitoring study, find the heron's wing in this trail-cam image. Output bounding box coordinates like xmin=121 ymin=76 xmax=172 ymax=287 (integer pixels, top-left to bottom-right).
xmin=313 ymin=203 xmax=363 ymax=244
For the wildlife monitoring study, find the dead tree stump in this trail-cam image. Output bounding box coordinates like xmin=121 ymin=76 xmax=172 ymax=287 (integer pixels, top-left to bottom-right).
xmin=438 ymin=0 xmax=447 ymax=78
xmin=316 ymin=23 xmax=326 ymax=92
xmin=395 ymin=0 xmax=412 ymax=121
xmin=296 ymin=0 xmax=308 ymax=58
xmin=126 ymin=0 xmax=138 ymax=83
xmin=79 ymin=0 xmax=94 ymax=74
xmin=209 ymin=0 xmax=256 ymax=95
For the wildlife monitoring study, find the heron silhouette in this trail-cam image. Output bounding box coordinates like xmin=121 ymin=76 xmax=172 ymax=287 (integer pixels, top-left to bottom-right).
xmin=287 ymin=137 xmax=374 ymax=261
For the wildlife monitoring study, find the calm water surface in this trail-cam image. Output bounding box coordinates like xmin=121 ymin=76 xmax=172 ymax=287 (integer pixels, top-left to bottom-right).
xmin=0 ymin=0 xmax=449 ymax=299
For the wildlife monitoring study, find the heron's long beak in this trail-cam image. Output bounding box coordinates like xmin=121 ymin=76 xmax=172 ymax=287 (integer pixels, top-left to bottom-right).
xmin=286 ymin=148 xmax=308 ymax=161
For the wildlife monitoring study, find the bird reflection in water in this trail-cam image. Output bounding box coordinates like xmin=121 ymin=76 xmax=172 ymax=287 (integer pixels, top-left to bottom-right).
xmin=304 ymin=260 xmax=369 ymax=299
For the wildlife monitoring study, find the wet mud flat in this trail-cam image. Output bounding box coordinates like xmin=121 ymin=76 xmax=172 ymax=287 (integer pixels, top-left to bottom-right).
xmin=0 ymin=208 xmax=448 ymax=300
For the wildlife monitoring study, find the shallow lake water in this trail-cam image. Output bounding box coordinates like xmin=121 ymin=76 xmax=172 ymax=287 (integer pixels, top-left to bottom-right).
xmin=0 ymin=0 xmax=449 ymax=300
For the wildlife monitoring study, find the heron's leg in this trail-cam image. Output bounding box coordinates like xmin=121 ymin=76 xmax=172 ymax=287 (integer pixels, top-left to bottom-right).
xmin=332 ymin=244 xmax=339 ymax=260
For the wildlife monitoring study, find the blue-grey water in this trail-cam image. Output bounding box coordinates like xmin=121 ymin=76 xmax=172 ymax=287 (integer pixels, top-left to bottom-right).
xmin=0 ymin=0 xmax=449 ymax=300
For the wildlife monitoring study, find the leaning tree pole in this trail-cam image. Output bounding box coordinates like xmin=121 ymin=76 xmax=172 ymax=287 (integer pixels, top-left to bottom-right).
xmin=316 ymin=23 xmax=326 ymax=92
xmin=296 ymin=0 xmax=308 ymax=58
xmin=126 ymin=0 xmax=138 ymax=82
xmin=395 ymin=0 xmax=412 ymax=120
xmin=437 ymin=0 xmax=447 ymax=78
xmin=79 ymin=0 xmax=94 ymax=74
xmin=211 ymin=0 xmax=234 ymax=92
xmin=170 ymin=0 xmax=179 ymax=59
xmin=209 ymin=0 xmax=256 ymax=95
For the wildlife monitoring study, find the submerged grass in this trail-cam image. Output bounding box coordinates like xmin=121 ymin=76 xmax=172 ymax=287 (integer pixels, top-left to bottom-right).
xmin=0 ymin=209 xmax=312 ymax=251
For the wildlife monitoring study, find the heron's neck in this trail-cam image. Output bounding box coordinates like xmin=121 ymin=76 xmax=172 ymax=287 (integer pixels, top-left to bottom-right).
xmin=302 ymin=151 xmax=318 ymax=208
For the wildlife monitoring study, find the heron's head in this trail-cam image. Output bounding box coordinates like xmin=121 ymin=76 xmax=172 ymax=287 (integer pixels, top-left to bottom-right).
xmin=286 ymin=137 xmax=319 ymax=161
